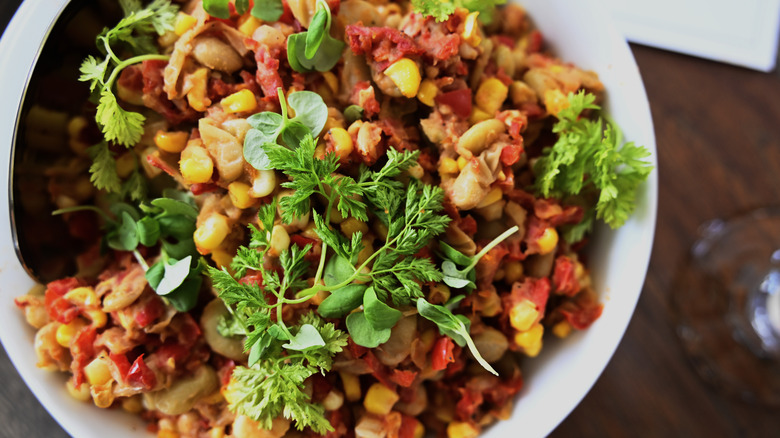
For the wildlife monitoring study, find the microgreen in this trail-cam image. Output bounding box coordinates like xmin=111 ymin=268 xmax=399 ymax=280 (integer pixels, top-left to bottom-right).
xmin=286 ymin=0 xmax=345 ymax=73
xmin=411 ymin=0 xmax=506 ymax=24
xmin=203 ymin=0 xmax=283 ymax=21
xmin=440 ymin=225 xmax=520 ymax=290
xmin=243 ymin=88 xmax=327 ymax=170
xmin=533 ymin=91 xmax=653 ymax=241
xmin=343 ymin=105 xmax=365 ymax=124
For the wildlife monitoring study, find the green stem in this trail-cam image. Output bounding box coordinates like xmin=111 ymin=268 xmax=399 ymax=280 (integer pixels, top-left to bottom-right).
xmin=463 ymin=225 xmax=520 ymax=272
xmin=51 ymin=205 xmax=113 ymax=223
xmin=105 ymin=54 xmax=171 ymax=89
xmin=132 ymin=249 xmax=149 ymax=271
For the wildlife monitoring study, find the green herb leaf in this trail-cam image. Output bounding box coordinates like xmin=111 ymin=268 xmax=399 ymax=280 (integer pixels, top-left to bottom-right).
xmin=251 ymin=0 xmax=283 ymax=21
xmin=150 ymin=197 xmax=199 ymax=220
xmin=363 ymin=286 xmax=402 ymax=330
xmin=284 ymin=324 xmax=326 ymax=351
xmin=136 ymin=216 xmax=161 ymax=247
xmin=154 ymin=256 xmax=193 ymax=296
xmin=86 ymin=142 xmax=121 ymax=194
xmin=235 ymin=0 xmax=249 ymax=15
xmin=203 ymin=0 xmax=231 ymax=19
xmin=286 ymin=0 xmax=345 ymax=73
xmin=317 ymin=284 xmax=366 ymax=318
xmin=343 ymin=105 xmax=364 ymax=124
xmin=346 ymin=311 xmax=392 ymax=348
xmin=305 ymin=7 xmax=328 ymax=58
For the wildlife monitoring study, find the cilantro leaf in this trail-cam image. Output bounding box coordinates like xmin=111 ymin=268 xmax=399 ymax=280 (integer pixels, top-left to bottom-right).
xmin=86 ymin=142 xmax=122 ymax=193
xmin=411 ymin=0 xmax=506 ymax=23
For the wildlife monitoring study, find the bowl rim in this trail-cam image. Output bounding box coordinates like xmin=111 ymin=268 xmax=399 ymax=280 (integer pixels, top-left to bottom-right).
xmin=0 ymin=1 xmax=658 ymax=437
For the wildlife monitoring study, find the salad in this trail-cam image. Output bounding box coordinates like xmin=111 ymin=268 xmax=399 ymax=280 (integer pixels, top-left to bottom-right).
xmin=14 ymin=0 xmax=652 ymax=437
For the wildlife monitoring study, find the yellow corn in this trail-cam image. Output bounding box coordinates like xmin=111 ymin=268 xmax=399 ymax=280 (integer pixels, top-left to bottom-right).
xmin=384 ymin=58 xmax=421 ymax=98
xmin=158 ymin=430 xmax=179 ymax=438
xmin=228 ymin=181 xmax=256 ymax=209
xmin=476 ymin=187 xmax=503 ymax=208
xmin=84 ymin=309 xmax=107 ymax=328
xmin=210 ymin=249 xmax=234 ymax=271
xmin=461 ymin=11 xmax=482 ymax=46
xmin=363 ymin=383 xmax=399 ymax=415
xmin=340 ymin=217 xmax=368 ymax=238
xmin=469 ymin=106 xmax=493 ymax=125
xmin=64 ymin=286 xmax=97 ymax=307
xmin=186 ymin=68 xmax=211 ymax=112
xmin=537 ymin=227 xmax=559 ymax=255
xmin=514 ymin=323 xmax=544 ymax=357
xmin=66 ymin=378 xmax=91 ymax=402
xmin=475 ymin=78 xmax=509 ymax=115
xmin=543 ymin=88 xmax=569 ymax=116
xmin=509 ymin=300 xmax=539 ymax=332
xmin=503 ymin=260 xmax=524 ymax=284
xmin=250 ymin=169 xmax=276 ymax=198
xmin=56 ymin=318 xmax=87 ymax=348
xmin=322 ymin=71 xmax=339 ymax=94
xmin=122 ymin=396 xmax=144 ymax=414
xmin=326 ymin=127 xmax=354 ymax=160
xmin=208 ymin=427 xmax=226 ymax=438
xmin=417 ymin=79 xmax=438 ymax=106
xmin=237 ymin=15 xmax=261 ymax=36
xmin=509 ymin=81 xmax=537 ymax=105
xmin=552 ymin=320 xmax=572 ymax=338
xmin=155 ymin=130 xmax=189 ymax=153
xmin=457 ymin=156 xmax=468 ymax=171
xmin=180 ymin=144 xmax=214 ymax=184
xmin=115 ymin=152 xmax=136 ymax=179
xmin=414 ymin=422 xmax=426 ymax=438
xmin=221 ymin=89 xmax=257 ymax=114
xmin=270 ymin=225 xmax=290 ymax=255
xmin=84 ymin=356 xmax=112 ymax=386
xmin=174 ymin=12 xmax=197 ymax=36
xmin=222 ymin=377 xmax=241 ymax=405
xmin=447 ymin=421 xmax=479 ymax=438
xmin=439 ymin=157 xmax=459 ymax=175
xmin=339 ymin=372 xmax=362 ymax=402
xmin=194 ymin=214 xmax=230 ymax=252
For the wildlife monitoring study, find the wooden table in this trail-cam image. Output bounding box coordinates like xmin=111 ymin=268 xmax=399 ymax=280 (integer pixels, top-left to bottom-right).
xmin=1 ymin=2 xmax=778 ymax=437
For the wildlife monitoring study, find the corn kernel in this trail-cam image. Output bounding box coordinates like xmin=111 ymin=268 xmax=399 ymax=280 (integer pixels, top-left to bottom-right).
xmin=537 ymin=227 xmax=559 ymax=255
xmin=208 ymin=427 xmax=226 ymax=438
xmin=509 ymin=300 xmax=539 ymax=332
xmin=503 ymin=261 xmax=524 ymax=284
xmin=340 ymin=217 xmax=368 ymax=238
xmin=326 ymin=127 xmax=354 ymax=160
xmin=475 ymin=78 xmax=509 ymax=115
xmin=461 ymin=11 xmax=482 ymax=46
xmin=413 ymin=422 xmax=425 ymax=438
xmin=194 ymin=214 xmax=230 ymax=252
xmin=469 ymin=107 xmax=493 ymax=124
xmin=457 ymin=156 xmax=468 ymax=171
xmin=155 ymin=130 xmax=189 ymax=153
xmin=174 ymin=12 xmax=197 ymax=36
xmin=56 ymin=318 xmax=87 ymax=348
xmin=180 ymin=144 xmax=214 ymax=184
xmin=439 ymin=157 xmax=459 ymax=175
xmin=339 ymin=372 xmax=362 ymax=402
xmin=321 ymin=71 xmax=339 ymax=94
xmin=84 ymin=356 xmax=112 ymax=386
xmin=543 ymin=88 xmax=569 ymax=117
xmin=228 ymin=181 xmax=256 ymax=209
xmin=210 ymin=249 xmax=234 ymax=271
xmin=447 ymin=421 xmax=479 ymax=438
xmin=121 ymin=395 xmax=144 ymax=413
xmin=237 ymin=15 xmax=261 ymax=36
xmin=250 ymin=169 xmax=276 ymax=198
xmin=509 ymin=81 xmax=537 ymax=105
xmin=221 ymin=89 xmax=257 ymax=114
xmin=115 ymin=152 xmax=136 ymax=179
xmin=270 ymin=225 xmax=290 ymax=255
xmin=84 ymin=309 xmax=107 ymax=328
xmin=476 ymin=187 xmax=503 ymax=209
xmin=552 ymin=320 xmax=572 ymax=338
xmin=158 ymin=430 xmax=179 ymax=438
xmin=64 ymin=286 xmax=98 ymax=307
xmin=186 ymin=68 xmax=211 ymax=112
xmin=384 ymin=58 xmax=421 ymax=98
xmin=66 ymin=378 xmax=91 ymax=402
xmin=322 ymin=390 xmax=345 ymax=411
xmin=417 ymin=79 xmax=438 ymax=106
xmin=514 ymin=323 xmax=544 ymax=357
xmin=364 ymin=383 xmax=399 ymax=415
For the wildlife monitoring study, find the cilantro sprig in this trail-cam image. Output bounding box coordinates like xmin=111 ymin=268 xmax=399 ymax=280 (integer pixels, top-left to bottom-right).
xmin=533 ymin=91 xmax=653 ymax=242
xmin=287 ymin=0 xmax=345 ymax=72
xmin=243 ymin=88 xmax=328 ymax=170
xmin=411 ymin=0 xmax=507 ymax=24
xmin=53 ymin=193 xmax=203 ymax=311
xmin=79 ymin=0 xmax=178 ymax=147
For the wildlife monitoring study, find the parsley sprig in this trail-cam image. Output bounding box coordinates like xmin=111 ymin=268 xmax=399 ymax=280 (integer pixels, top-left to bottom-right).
xmin=203 ymin=0 xmax=283 ymax=21
xmin=411 ymin=0 xmax=507 ymax=24
xmin=79 ymin=0 xmax=177 ymax=147
xmin=533 ymin=91 xmax=653 ymax=242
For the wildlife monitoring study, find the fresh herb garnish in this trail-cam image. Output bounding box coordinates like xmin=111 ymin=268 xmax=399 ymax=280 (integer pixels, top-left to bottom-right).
xmin=203 ymin=0 xmax=283 ymax=21
xmin=286 ymin=0 xmax=345 ymax=72
xmin=533 ymin=91 xmax=653 ymax=241
xmin=79 ymin=0 xmax=178 ymax=147
xmin=243 ymin=88 xmax=328 ymax=170
xmin=53 ymin=193 xmax=202 ymax=311
xmin=411 ymin=0 xmax=507 ymax=24
xmin=440 ymin=225 xmax=520 ymax=290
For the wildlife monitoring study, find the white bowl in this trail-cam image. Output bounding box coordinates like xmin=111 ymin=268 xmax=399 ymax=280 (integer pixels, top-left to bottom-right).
xmin=0 ymin=1 xmax=657 ymax=437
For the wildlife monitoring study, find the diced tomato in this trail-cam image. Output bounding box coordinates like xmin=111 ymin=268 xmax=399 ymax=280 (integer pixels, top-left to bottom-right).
xmin=347 ymin=339 xmax=368 ymax=359
xmin=526 ymin=30 xmax=543 ymax=53
xmin=254 ymin=47 xmax=283 ymax=99
xmin=435 ymin=89 xmax=472 ymax=119
xmin=431 ymin=336 xmax=455 ymax=371
xmin=459 ymin=215 xmax=477 ymax=236
xmin=127 ymin=354 xmax=157 ymax=390
xmin=71 ymin=326 xmax=97 ymax=387
xmin=190 ymin=183 xmax=220 ymax=195
xmin=110 ymin=352 xmax=132 ymax=378
xmin=45 ymin=278 xmax=81 ymax=324
xmin=345 ymin=25 xmax=423 ymax=70
xmin=134 ymin=295 xmax=165 ymax=328
xmin=455 ymin=388 xmax=483 ymax=421
xmin=389 ymin=369 xmax=418 ymax=388
xmin=552 ymin=255 xmax=580 ymax=296
xmin=399 ymin=415 xmax=420 ymax=438
xmin=495 ymin=35 xmax=516 ymax=49
xmin=558 ymin=289 xmax=604 ymax=330
xmin=290 ymin=234 xmax=318 ymax=249
xmin=155 ymin=341 xmax=189 ymax=367
xmin=500 ymin=140 xmax=524 ymax=166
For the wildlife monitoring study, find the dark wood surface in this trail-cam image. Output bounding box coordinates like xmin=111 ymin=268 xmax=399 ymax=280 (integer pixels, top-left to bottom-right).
xmin=1 ymin=1 xmax=779 ymax=437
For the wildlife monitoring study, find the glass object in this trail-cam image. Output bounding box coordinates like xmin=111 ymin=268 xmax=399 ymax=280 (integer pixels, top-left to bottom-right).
xmin=670 ymin=207 xmax=780 ymax=405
